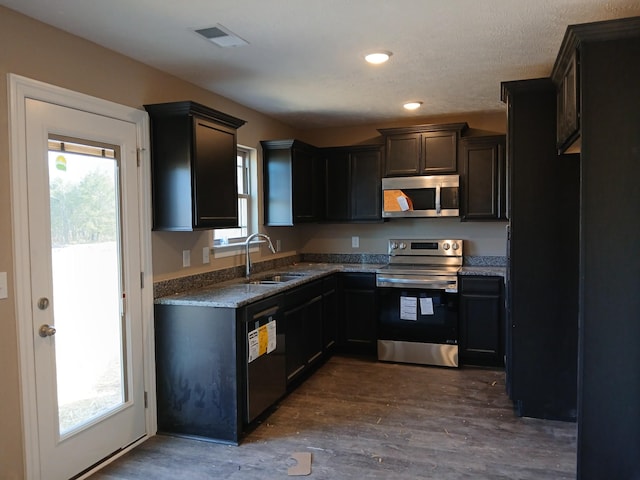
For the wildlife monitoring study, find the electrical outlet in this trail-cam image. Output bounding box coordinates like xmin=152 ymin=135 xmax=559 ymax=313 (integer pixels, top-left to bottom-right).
xmin=275 ymin=239 xmax=281 ymax=252
xmin=202 ymin=246 xmax=210 ymax=264
xmin=0 ymin=272 xmax=7 ymax=299
xmin=182 ymin=249 xmax=191 ymax=267
xmin=352 ymin=236 xmax=359 ymax=248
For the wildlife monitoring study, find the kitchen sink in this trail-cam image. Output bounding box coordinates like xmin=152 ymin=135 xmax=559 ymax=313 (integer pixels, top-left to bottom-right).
xmin=245 ymin=272 xmax=305 ymax=285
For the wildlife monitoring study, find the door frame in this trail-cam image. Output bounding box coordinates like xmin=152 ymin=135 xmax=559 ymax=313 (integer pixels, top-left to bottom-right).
xmin=8 ymin=74 xmax=156 ymax=479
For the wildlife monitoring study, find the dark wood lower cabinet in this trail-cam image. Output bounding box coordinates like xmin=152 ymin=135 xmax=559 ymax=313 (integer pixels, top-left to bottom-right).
xmin=459 ymin=276 xmax=504 ymax=367
xmin=154 ymin=272 xmax=381 ymax=444
xmin=337 ymin=273 xmax=377 ymax=355
xmin=283 ymin=280 xmax=324 ymax=385
xmin=322 ymin=275 xmax=338 ymax=354
xmin=154 ymin=303 xmax=243 ymax=444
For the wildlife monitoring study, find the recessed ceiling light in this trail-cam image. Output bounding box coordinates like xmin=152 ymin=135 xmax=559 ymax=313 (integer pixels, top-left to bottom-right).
xmin=403 ymin=101 xmax=423 ymax=110
xmin=365 ymin=51 xmax=392 ymax=64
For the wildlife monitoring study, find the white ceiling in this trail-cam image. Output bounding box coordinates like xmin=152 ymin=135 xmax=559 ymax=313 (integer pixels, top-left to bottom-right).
xmin=3 ymin=0 xmax=640 ymax=129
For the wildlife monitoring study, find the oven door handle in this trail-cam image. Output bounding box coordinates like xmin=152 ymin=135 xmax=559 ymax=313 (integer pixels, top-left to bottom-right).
xmin=376 ymin=276 xmax=458 ymax=292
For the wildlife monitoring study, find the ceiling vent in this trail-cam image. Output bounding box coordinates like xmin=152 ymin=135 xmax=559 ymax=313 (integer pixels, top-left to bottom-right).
xmin=195 ymin=24 xmax=249 ymax=48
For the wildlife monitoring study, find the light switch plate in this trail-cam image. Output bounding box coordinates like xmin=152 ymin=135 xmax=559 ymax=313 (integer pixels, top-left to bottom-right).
xmin=202 ymin=246 xmax=210 ymax=264
xmin=0 ymin=272 xmax=7 ymax=299
xmin=182 ymin=250 xmax=191 ymax=267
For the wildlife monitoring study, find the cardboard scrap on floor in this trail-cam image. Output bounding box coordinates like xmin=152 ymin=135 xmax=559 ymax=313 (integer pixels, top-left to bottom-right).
xmin=288 ymin=452 xmax=312 ymax=476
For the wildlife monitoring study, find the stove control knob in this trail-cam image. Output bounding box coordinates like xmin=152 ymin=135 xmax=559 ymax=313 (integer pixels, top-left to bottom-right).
xmin=452 ymin=242 xmax=460 ymax=251
xmin=399 ymin=242 xmax=407 ymax=250
xmin=390 ymin=241 xmax=399 ymax=250
xmin=443 ymin=242 xmax=450 ymax=250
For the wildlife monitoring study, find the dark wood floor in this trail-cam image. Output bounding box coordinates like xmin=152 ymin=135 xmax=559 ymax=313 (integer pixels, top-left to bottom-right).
xmin=92 ymin=355 xmax=576 ymax=479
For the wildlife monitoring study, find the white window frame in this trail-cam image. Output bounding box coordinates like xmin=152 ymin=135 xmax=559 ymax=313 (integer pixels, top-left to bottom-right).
xmin=212 ymin=145 xmax=258 ymax=257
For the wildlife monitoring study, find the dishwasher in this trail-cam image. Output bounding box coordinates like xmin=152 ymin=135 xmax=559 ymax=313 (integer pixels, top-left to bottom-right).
xmin=243 ymin=295 xmax=286 ymax=423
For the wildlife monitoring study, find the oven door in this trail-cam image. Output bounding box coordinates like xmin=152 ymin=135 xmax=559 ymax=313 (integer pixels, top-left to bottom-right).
xmin=377 ymin=287 xmax=459 ymax=367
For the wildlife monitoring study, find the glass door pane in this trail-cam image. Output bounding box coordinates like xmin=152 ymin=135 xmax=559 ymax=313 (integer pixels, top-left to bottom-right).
xmin=48 ymin=139 xmax=126 ymax=436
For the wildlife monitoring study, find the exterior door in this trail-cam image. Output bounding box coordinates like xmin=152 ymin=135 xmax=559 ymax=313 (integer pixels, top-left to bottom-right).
xmin=25 ymin=98 xmax=145 ymax=479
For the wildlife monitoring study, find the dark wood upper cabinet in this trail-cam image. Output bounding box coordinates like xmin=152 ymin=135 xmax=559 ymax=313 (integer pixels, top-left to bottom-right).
xmin=378 ymin=123 xmax=468 ymax=176
xmin=459 ymin=135 xmax=506 ymax=221
xmin=145 ymin=101 xmax=245 ymax=231
xmin=323 ymin=148 xmax=350 ymax=221
xmin=553 ymin=50 xmax=580 ymax=153
xmin=322 ymin=145 xmax=383 ymax=222
xmin=261 ymin=139 xmax=324 ymax=226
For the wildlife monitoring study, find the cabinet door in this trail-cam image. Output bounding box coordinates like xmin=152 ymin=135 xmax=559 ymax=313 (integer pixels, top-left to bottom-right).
xmin=459 ymin=276 xmax=503 ymax=366
xmin=460 ymin=135 xmax=506 ymax=220
xmin=283 ymin=281 xmax=324 ymax=384
xmin=304 ymin=294 xmax=324 ymax=367
xmin=322 ymin=276 xmax=338 ymax=353
xmin=283 ymin=302 xmax=306 ymax=383
xmin=384 ymin=133 xmax=420 ymax=176
xmin=338 ymin=273 xmax=377 ymax=355
xmin=421 ymin=130 xmax=458 ymax=174
xmin=292 ymin=146 xmax=318 ymax=222
xmin=556 ymin=51 xmax=580 ymax=152
xmin=351 ymin=148 xmax=382 ymax=221
xmin=193 ymin=117 xmax=238 ymax=228
xmin=324 ymin=149 xmax=350 ymax=221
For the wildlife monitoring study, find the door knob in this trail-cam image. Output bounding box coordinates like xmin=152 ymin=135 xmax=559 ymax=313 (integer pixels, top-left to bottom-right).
xmin=39 ymin=324 xmax=56 ymax=337
xmin=37 ymin=297 xmax=50 ymax=310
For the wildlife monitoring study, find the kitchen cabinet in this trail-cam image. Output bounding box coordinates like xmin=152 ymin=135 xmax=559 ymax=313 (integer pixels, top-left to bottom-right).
xmin=337 ymin=273 xmax=377 ymax=355
xmin=322 ymin=145 xmax=383 ymax=222
xmin=322 ymin=275 xmax=338 ymax=354
xmin=282 ymin=280 xmax=324 ymax=385
xmin=459 ymin=276 xmax=504 ymax=366
xmin=154 ymin=303 xmax=244 ymax=444
xmin=553 ymin=50 xmax=580 ymax=153
xmin=378 ymin=123 xmax=468 ymax=176
xmin=500 ymin=78 xmax=579 ymax=421
xmin=261 ymin=139 xmax=324 ymax=225
xmin=459 ymin=135 xmax=506 ymax=221
xmin=552 ymin=17 xmax=640 ymax=479
xmin=145 ymin=101 xmax=246 ymax=231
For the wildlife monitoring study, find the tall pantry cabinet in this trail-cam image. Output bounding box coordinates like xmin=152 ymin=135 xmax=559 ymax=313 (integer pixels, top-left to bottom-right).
xmin=551 ymin=17 xmax=640 ymax=480
xmin=500 ymin=79 xmax=580 ymax=422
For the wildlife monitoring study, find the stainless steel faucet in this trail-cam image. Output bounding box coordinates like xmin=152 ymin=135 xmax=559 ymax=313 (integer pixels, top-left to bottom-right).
xmin=244 ymin=233 xmax=276 ymax=277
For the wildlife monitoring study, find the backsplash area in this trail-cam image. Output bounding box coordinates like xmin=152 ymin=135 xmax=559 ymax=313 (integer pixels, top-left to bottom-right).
xmin=153 ymin=252 xmax=506 ymax=298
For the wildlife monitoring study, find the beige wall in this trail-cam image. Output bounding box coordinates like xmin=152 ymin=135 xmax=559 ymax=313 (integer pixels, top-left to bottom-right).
xmin=0 ymin=6 xmax=507 ymax=478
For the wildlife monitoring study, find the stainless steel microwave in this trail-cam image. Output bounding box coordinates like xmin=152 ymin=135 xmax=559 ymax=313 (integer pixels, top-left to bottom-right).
xmin=382 ymin=175 xmax=460 ymax=218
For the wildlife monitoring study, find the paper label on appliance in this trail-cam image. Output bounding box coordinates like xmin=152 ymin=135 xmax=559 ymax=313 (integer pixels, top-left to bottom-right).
xmin=248 ymin=320 xmax=277 ymax=363
xmin=420 ymin=297 xmax=434 ymax=315
xmin=248 ymin=329 xmax=260 ymax=362
xmin=266 ymin=320 xmax=277 ymax=354
xmin=400 ymin=296 xmax=417 ymax=321
xmin=397 ymin=195 xmax=410 ymax=211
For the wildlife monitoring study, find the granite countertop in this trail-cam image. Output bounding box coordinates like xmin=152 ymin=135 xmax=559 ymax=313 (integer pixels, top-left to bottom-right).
xmin=155 ymin=261 xmax=505 ymax=309
xmin=459 ymin=266 xmax=507 ymax=278
xmin=155 ymin=262 xmax=385 ymax=308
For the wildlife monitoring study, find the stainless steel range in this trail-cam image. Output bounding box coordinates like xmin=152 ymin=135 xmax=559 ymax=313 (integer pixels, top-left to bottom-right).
xmin=376 ymin=239 xmax=463 ymax=368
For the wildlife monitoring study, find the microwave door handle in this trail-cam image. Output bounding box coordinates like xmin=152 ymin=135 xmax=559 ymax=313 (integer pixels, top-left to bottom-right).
xmin=435 ymin=185 xmax=441 ymax=214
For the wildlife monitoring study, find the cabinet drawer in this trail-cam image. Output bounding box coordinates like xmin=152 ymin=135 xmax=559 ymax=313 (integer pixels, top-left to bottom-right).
xmin=460 ymin=276 xmax=503 ymax=294
xmin=339 ymin=272 xmax=376 ymax=289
